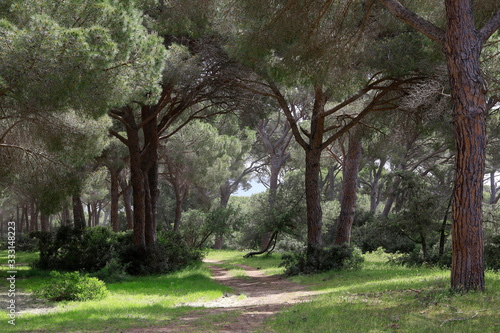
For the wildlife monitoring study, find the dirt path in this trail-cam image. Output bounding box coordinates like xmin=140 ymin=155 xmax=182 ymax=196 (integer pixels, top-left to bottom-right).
xmin=127 ymin=260 xmax=326 ymax=333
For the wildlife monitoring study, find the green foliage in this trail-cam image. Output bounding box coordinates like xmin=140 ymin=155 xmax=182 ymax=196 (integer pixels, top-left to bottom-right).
xmin=92 ymin=257 xmax=129 ymax=283
xmin=34 ymin=271 xmax=108 ymax=302
xmin=280 ymin=244 xmax=364 ymax=276
xmin=1 ymin=232 xmax=38 ymax=251
xmin=485 ymin=235 xmax=500 ymax=271
xmin=0 ymin=0 xmax=166 ymax=115
xmin=351 ymin=212 xmax=416 ymax=254
xmin=120 ymin=231 xmax=204 ymax=275
xmin=33 ymin=226 xmax=203 ymax=276
xmin=367 ymin=31 xmax=442 ymax=76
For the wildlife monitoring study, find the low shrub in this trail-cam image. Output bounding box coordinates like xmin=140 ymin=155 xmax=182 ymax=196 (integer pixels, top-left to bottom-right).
xmin=34 ymin=271 xmax=108 ymax=302
xmin=33 ymin=226 xmax=204 ymax=276
xmin=280 ymin=244 xmax=364 ymax=276
xmin=0 ymin=233 xmax=39 ymax=252
xmin=387 ymin=241 xmax=452 ymax=268
xmin=92 ymin=258 xmax=129 ymax=283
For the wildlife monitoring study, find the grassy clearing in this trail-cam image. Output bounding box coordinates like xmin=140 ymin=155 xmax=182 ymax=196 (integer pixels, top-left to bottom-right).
xmin=259 ymin=252 xmax=500 ymax=333
xmin=2 ymin=249 xmax=499 ymax=332
xmin=0 ymin=251 xmax=232 ymax=332
xmin=206 ymin=250 xmax=286 ymax=276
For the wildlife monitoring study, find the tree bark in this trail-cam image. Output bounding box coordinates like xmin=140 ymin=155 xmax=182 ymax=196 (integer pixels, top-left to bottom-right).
xmin=40 ymin=213 xmax=50 ymax=232
xmin=120 ymin=176 xmax=134 ymax=230
xmin=142 ymin=105 xmax=158 ymax=247
xmin=305 ymin=148 xmax=323 ymax=250
xmin=378 ymin=0 xmax=500 ymax=291
xmin=335 ymin=129 xmax=362 ymax=244
xmin=110 ymin=167 xmax=120 ymax=232
xmin=29 ymin=200 xmax=37 ymax=233
xmin=72 ymin=195 xmax=86 ymax=230
xmin=445 ymin=0 xmax=486 ymax=291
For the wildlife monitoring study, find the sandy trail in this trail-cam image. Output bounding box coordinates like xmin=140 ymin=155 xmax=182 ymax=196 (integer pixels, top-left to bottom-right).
xmin=127 ymin=259 xmax=326 ymax=333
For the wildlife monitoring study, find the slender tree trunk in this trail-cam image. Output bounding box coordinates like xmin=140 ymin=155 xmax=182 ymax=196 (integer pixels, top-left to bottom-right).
xmin=335 ymin=130 xmax=362 ymax=244
xmin=102 ymin=210 xmax=110 ymax=227
xmin=213 ymin=182 xmax=232 ymax=250
xmin=489 ymin=172 xmax=498 ymax=205
xmin=16 ymin=205 xmax=20 ymax=234
xmin=120 ymin=176 xmax=134 ymax=230
xmin=72 ymin=195 xmax=86 ymax=230
xmin=110 ymin=167 xmax=119 ymax=232
xmin=445 ymin=1 xmax=486 ymax=290
xmin=29 ymin=201 xmax=36 ymax=233
xmin=370 ymin=157 xmax=386 ymax=213
xmin=19 ymin=205 xmax=27 ymax=234
xmin=420 ymin=231 xmax=428 ymax=260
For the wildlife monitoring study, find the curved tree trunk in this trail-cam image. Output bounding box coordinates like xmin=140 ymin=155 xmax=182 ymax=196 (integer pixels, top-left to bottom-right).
xmin=335 ymin=129 xmax=362 ymax=244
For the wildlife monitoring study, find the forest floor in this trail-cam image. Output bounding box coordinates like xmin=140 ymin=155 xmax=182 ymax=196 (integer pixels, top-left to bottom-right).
xmin=126 ymin=259 xmax=326 ymax=333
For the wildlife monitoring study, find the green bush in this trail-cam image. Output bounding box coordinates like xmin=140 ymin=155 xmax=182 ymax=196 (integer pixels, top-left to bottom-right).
xmin=120 ymin=231 xmax=204 ymax=275
xmin=33 ymin=226 xmax=203 ymax=276
xmin=485 ymin=235 xmax=500 ymax=271
xmin=280 ymin=244 xmax=364 ymax=276
xmin=1 ymin=232 xmax=39 ymax=252
xmin=34 ymin=271 xmax=108 ymax=302
xmin=92 ymin=257 xmax=129 ymax=283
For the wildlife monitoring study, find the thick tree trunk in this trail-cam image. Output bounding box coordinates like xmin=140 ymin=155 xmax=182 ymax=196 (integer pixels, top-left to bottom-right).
xmin=335 ymin=130 xmax=362 ymax=244
xmin=72 ymin=195 xmax=86 ymax=230
xmin=124 ymin=107 xmax=147 ymax=251
xmin=142 ymin=105 xmax=158 ymax=247
xmin=305 ymin=148 xmax=323 ymax=250
xmin=445 ymin=1 xmax=486 ymax=291
xmin=40 ymin=214 xmax=50 ymax=232
xmin=213 ymin=235 xmax=224 ymax=250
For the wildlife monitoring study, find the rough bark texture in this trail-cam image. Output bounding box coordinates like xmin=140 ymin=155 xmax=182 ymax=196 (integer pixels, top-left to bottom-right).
xmin=378 ymin=0 xmax=500 ymax=291
xmin=335 ymin=130 xmax=362 ymax=244
xmin=142 ymin=105 xmax=158 ymax=246
xmin=445 ymin=0 xmax=486 ymax=291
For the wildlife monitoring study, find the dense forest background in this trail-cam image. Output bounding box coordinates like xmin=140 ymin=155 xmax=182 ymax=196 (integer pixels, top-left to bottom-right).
xmin=1 ymin=0 xmax=499 ymax=291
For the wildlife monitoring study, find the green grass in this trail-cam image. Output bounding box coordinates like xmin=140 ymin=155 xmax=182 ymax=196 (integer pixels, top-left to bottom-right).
xmin=258 ymin=251 xmax=500 ymax=333
xmin=0 ymin=251 xmax=40 ymax=265
xmin=2 ymin=249 xmax=499 ymax=332
xmin=0 ymin=251 xmax=232 ymax=332
xmin=206 ymin=249 xmax=286 ymax=276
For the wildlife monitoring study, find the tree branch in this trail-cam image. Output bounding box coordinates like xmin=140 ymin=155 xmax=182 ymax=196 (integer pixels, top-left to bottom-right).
xmin=480 ymin=8 xmax=500 ymax=44
xmin=378 ymin=0 xmax=445 ymax=45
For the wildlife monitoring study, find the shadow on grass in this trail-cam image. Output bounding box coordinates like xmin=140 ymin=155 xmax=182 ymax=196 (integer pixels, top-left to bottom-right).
xmin=7 ymin=303 xmax=203 ymax=332
xmin=108 ymin=270 xmax=231 ymax=297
